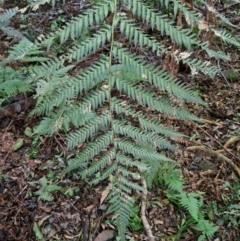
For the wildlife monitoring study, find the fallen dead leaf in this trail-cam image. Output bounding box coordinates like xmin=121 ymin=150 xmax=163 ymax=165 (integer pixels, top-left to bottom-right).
xmin=94 ymin=230 xmax=115 ymax=241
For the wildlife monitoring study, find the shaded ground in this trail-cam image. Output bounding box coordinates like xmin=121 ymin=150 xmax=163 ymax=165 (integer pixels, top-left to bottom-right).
xmin=0 ymin=1 xmax=240 ymax=240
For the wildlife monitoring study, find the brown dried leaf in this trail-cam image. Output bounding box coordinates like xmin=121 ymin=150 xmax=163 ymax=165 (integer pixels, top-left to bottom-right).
xmin=100 ymin=186 xmax=111 ymax=205
xmin=94 ymin=230 xmax=115 ymax=241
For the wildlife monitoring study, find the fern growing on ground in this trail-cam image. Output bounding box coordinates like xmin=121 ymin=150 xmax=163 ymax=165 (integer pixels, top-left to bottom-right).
xmin=1 ymin=0 xmax=239 ymax=239
xmin=156 ymin=162 xmax=219 ymax=241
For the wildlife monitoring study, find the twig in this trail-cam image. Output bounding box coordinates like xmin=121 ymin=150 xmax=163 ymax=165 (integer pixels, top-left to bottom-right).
xmin=224 ymin=136 xmax=240 ymax=149
xmin=186 ymin=145 xmax=240 ymax=177
xmin=141 ymin=177 xmax=155 ymax=241
xmin=201 ymin=118 xmax=223 ymax=126
xmin=195 ymin=123 xmax=240 ymax=161
xmin=218 ymin=59 xmax=230 ymax=87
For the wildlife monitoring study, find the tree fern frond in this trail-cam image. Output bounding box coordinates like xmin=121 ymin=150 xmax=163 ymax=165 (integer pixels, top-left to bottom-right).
xmin=66 ymin=112 xmax=110 ymax=149
xmin=0 ymin=66 xmax=31 ymax=97
xmin=138 ymin=117 xmax=185 ymax=137
xmin=63 ymin=88 xmax=109 ymax=126
xmin=65 ymin=131 xmax=113 ymax=173
xmin=113 ymin=46 xmax=206 ymax=105
xmin=66 ymin=25 xmax=112 ymax=61
xmin=117 ymin=166 xmax=141 ymax=180
xmin=31 ymin=58 xmax=109 ymax=115
xmin=112 ymin=97 xmax=185 ymax=138
xmin=122 ymin=0 xmax=197 ymax=50
xmin=119 ymin=17 xmax=167 ymax=55
xmin=203 ymin=47 xmax=230 ymax=61
xmin=29 ymin=58 xmax=67 ymax=83
xmin=113 ymin=119 xmax=176 ymax=150
xmin=178 ymin=56 xmax=219 ymax=78
xmin=116 ymin=139 xmax=173 ymax=162
xmin=33 ymin=116 xmax=62 ymax=135
xmin=171 ymin=0 xmax=201 ymax=26
xmin=90 ymin=163 xmax=117 ymax=185
xmin=212 ymin=29 xmax=240 ymax=49
xmin=23 ymin=0 xmax=51 ymax=11
xmin=118 ymin=176 xmax=145 ymax=192
xmin=107 ymin=189 xmax=133 ymax=240
xmin=113 ymin=75 xmax=199 ymax=121
xmin=59 ymin=0 xmax=114 ymax=44
xmin=116 ymin=154 xmax=149 ymax=172
xmin=5 ymin=38 xmax=47 ymax=63
xmin=143 ymin=158 xmax=162 ymax=188
xmin=81 ymin=150 xmax=115 ymax=179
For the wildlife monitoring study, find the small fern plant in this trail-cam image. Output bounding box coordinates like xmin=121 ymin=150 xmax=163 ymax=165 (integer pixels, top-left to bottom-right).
xmin=2 ymin=0 xmax=239 ymax=239
xmin=155 ymin=162 xmax=219 ymax=241
xmin=29 ymin=176 xmax=62 ymax=201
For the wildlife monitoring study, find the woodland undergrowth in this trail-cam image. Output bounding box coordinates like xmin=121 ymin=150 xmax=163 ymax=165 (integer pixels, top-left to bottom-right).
xmin=0 ymin=0 xmax=240 ymax=240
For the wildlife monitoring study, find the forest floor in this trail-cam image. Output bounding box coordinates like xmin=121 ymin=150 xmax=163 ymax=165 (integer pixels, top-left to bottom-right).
xmin=0 ymin=0 xmax=240 ymax=241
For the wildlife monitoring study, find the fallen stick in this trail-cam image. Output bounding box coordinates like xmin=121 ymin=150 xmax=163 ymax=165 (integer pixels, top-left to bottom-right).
xmin=141 ymin=178 xmax=155 ymax=241
xmin=224 ymin=136 xmax=240 ymax=149
xmin=186 ymin=145 xmax=240 ymax=178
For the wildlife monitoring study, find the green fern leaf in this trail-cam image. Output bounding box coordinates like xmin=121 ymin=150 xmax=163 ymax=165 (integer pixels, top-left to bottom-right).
xmin=179 ymin=192 xmax=200 ymax=221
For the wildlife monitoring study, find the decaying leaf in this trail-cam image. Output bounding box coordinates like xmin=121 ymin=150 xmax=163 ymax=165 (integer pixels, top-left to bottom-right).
xmin=94 ymin=230 xmax=115 ymax=241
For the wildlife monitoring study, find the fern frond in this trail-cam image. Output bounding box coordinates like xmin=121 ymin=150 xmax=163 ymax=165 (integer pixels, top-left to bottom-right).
xmin=59 ymin=0 xmax=114 ymax=44
xmin=0 ymin=66 xmax=31 ymax=97
xmin=31 ymin=58 xmax=109 ymax=115
xmin=29 ymin=58 xmax=67 ymax=83
xmin=107 ymin=189 xmax=134 ymax=240
xmin=66 ymin=112 xmax=110 ymax=149
xmin=119 ymin=17 xmax=167 ymax=55
xmin=159 ymin=163 xmax=184 ymax=192
xmin=138 ymin=116 xmax=185 ymax=137
xmin=66 ymin=25 xmax=112 ymax=61
xmin=81 ymin=150 xmax=115 ymax=179
xmin=118 ymin=176 xmax=145 ymax=192
xmin=178 ymin=55 xmax=219 ymax=78
xmin=113 ymin=46 xmax=206 ymax=105
xmin=117 ymin=166 xmax=141 ymax=180
xmin=90 ymin=163 xmax=117 ymax=185
xmin=116 ymin=139 xmax=173 ymax=162
xmin=122 ymin=0 xmax=197 ymax=50
xmin=62 ymin=88 xmax=109 ymax=126
xmin=112 ymin=97 xmax=185 ymax=138
xmin=65 ymin=131 xmax=113 ymax=173
xmin=179 ymin=192 xmax=200 ymax=221
xmin=212 ymin=29 xmax=240 ymax=49
xmin=194 ymin=218 xmax=219 ymax=241
xmin=0 ymin=7 xmax=18 ymax=27
xmin=143 ymin=158 xmax=162 ymax=188
xmin=116 ymin=153 xmax=149 ymax=172
xmin=113 ymin=119 xmax=176 ymax=150
xmin=171 ymin=0 xmax=201 ymax=26
xmin=113 ymin=75 xmax=199 ymax=121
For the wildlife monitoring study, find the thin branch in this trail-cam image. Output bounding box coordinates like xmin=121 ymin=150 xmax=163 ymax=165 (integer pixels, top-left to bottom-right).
xmin=186 ymin=145 xmax=240 ymax=177
xmin=141 ymin=177 xmax=155 ymax=241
